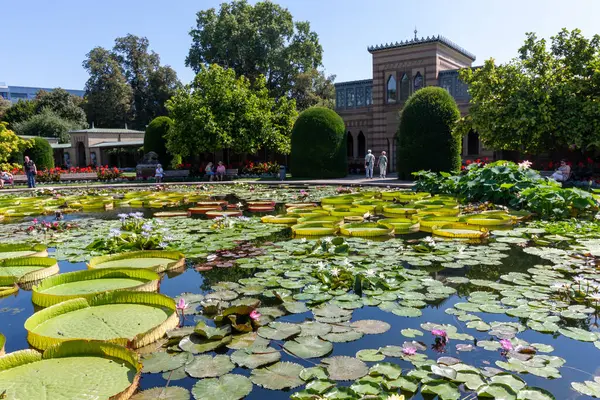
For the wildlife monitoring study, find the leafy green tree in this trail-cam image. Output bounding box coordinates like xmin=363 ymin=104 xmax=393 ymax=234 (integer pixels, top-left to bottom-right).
xmin=113 ymin=34 xmax=181 ymax=130
xmin=186 ymin=0 xmax=331 ymax=108
xmin=34 ymin=89 xmax=87 ymax=128
xmin=291 ymin=69 xmax=336 ymax=110
xmin=2 ymin=100 xmax=37 ymax=128
xmin=396 ymin=87 xmax=461 ymax=180
xmin=144 ymin=116 xmax=174 ymax=167
xmin=0 ymin=98 xmax=11 ymax=121
xmin=460 ymin=28 xmax=600 ymax=153
xmin=0 ymin=122 xmax=30 ymax=163
xmin=166 ymin=64 xmax=297 ymax=157
xmin=82 ymin=47 xmax=133 ymax=128
xmin=290 ymin=107 xmax=347 ymax=178
xmin=13 ymin=108 xmax=79 ymax=144
xmin=24 ymin=137 xmax=54 ymax=170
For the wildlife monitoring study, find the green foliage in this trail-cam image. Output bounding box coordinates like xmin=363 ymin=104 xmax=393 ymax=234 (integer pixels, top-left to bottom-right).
xmin=0 ymin=122 xmax=31 ymax=164
xmin=13 ymin=108 xmax=80 ymax=144
xmin=35 ymin=89 xmax=87 ymax=128
xmin=24 ymin=137 xmax=54 ymax=170
xmin=144 ymin=116 xmax=173 ymax=167
xmin=2 ymin=100 xmax=36 ymax=128
xmin=460 ymin=28 xmax=600 ymax=152
xmin=290 ymin=107 xmax=347 ymax=178
xmin=82 ymin=47 xmax=133 ymax=128
xmin=0 ymin=98 xmax=11 ymax=121
xmin=413 ymin=161 xmax=600 ymax=218
xmin=166 ymin=64 xmax=297 ymax=156
xmin=186 ymin=0 xmax=332 ymax=109
xmin=396 ymin=87 xmax=461 ymax=180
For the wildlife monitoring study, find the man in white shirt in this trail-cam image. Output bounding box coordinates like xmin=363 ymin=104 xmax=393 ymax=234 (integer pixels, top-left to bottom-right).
xmin=364 ymin=150 xmax=375 ymax=179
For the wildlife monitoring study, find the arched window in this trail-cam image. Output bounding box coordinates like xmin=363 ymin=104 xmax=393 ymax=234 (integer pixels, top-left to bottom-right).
xmin=467 ymin=131 xmax=480 ymax=156
xmin=358 ymin=131 xmax=366 ymax=156
xmin=400 ymin=74 xmax=410 ymax=101
xmin=414 ymin=72 xmax=423 ymax=91
xmin=386 ymin=75 xmax=397 ymax=103
xmin=347 ymin=132 xmax=354 ymax=157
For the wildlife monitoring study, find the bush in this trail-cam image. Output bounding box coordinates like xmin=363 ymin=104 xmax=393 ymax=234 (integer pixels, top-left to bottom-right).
xmin=396 ymin=87 xmax=461 ymax=180
xmin=290 ymin=107 xmax=347 ymax=178
xmin=24 ymin=137 xmax=54 ymax=170
xmin=97 ymin=166 xmax=123 ymax=181
xmin=144 ymin=116 xmax=174 ymax=167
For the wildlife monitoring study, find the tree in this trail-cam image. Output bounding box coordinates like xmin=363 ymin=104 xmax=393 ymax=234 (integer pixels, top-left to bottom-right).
xmin=113 ymin=34 xmax=181 ymax=130
xmin=144 ymin=116 xmax=174 ymax=167
xmin=291 ymin=69 xmax=336 ymax=110
xmin=460 ymin=28 xmax=600 ymax=153
xmin=290 ymin=107 xmax=347 ymax=178
xmin=35 ymin=88 xmax=87 ymax=128
xmin=166 ymin=64 xmax=297 ymax=157
xmin=0 ymin=122 xmax=30 ymax=163
xmin=186 ymin=0 xmax=330 ymax=108
xmin=2 ymin=100 xmax=37 ymax=128
xmin=82 ymin=47 xmax=133 ymax=128
xmin=13 ymin=108 xmax=79 ymax=144
xmin=396 ymin=87 xmax=461 ymax=180
xmin=24 ymin=137 xmax=54 ymax=170
xmin=0 ymin=98 xmax=11 ymax=121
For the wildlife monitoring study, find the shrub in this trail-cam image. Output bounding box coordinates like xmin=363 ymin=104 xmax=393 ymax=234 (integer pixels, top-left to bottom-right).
xmin=290 ymin=107 xmax=347 ymax=178
xmin=396 ymin=87 xmax=461 ymax=180
xmin=144 ymin=116 xmax=174 ymax=167
xmin=97 ymin=166 xmax=122 ymax=181
xmin=24 ymin=137 xmax=54 ymax=170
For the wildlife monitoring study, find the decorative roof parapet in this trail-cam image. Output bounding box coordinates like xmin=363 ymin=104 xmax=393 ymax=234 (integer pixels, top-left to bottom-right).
xmin=367 ymin=35 xmax=476 ymax=61
xmin=334 ymin=79 xmax=373 ymax=88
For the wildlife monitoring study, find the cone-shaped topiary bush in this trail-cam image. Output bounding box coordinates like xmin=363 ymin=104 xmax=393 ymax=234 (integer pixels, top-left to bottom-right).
xmin=290 ymin=107 xmax=347 ymax=178
xmin=396 ymin=87 xmax=461 ymax=180
xmin=144 ymin=116 xmax=174 ymax=168
xmin=24 ymin=137 xmax=54 ymax=170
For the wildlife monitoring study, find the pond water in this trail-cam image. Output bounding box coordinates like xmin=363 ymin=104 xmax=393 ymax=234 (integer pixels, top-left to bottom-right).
xmin=0 ymin=187 xmax=599 ymax=400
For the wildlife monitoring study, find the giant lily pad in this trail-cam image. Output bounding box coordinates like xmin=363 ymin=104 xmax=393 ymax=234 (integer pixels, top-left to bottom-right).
xmin=339 ymin=223 xmax=393 ymax=237
xmin=24 ymin=291 xmax=178 ymax=350
xmin=31 ymin=268 xmax=160 ymax=307
xmin=0 ymin=256 xmax=58 ymax=287
xmin=88 ymin=250 xmax=185 ymax=273
xmin=0 ymin=340 xmax=140 ymax=399
xmin=0 ymin=243 xmax=47 ymax=260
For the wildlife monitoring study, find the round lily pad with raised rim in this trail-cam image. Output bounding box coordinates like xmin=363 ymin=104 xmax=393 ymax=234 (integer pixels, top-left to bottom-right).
xmin=432 ymin=223 xmax=489 ymax=239
xmin=0 ymin=284 xmax=18 ymax=298
xmin=88 ymin=250 xmax=185 ymax=273
xmin=0 ymin=340 xmax=141 ymax=400
xmin=0 ymin=243 xmax=47 ymax=260
xmin=0 ymin=257 xmax=59 ymax=288
xmin=154 ymin=211 xmax=189 ymax=218
xmin=206 ymin=210 xmax=243 ymax=219
xmin=291 ymin=223 xmax=338 ymax=236
xmin=188 ymin=206 xmax=222 ymax=215
xmin=32 ymin=268 xmax=160 ymax=307
xmin=339 ymin=222 xmax=394 ymax=237
xmin=24 ymin=291 xmax=178 ymax=350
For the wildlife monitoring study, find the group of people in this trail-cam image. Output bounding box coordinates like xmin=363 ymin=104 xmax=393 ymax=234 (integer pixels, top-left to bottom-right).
xmin=0 ymin=156 xmax=37 ymax=189
xmin=364 ymin=150 xmax=388 ymax=179
xmin=205 ymin=161 xmax=227 ymax=181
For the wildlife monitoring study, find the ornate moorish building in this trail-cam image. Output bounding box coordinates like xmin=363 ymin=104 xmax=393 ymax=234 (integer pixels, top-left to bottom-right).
xmin=335 ymin=35 xmax=492 ymax=172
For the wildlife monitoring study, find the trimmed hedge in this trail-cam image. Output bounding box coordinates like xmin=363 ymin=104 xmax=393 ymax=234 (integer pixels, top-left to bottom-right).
xmin=144 ymin=116 xmax=173 ymax=167
xmin=24 ymin=137 xmax=54 ymax=170
xmin=396 ymin=87 xmax=461 ymax=180
xmin=290 ymin=107 xmax=347 ymax=178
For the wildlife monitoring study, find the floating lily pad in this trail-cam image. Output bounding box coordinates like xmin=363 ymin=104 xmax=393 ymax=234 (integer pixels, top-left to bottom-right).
xmin=142 ymin=351 xmax=193 ymax=373
xmin=191 ymin=374 xmax=252 ymax=400
xmin=258 ymin=322 xmax=301 ymax=340
xmin=350 ymin=320 xmax=390 ymax=334
xmin=284 ymin=336 xmax=333 ymax=358
xmin=185 ymin=354 xmax=234 ymax=378
xmin=231 ymin=346 xmax=281 ymax=369
xmin=321 ymin=356 xmax=368 ymax=381
xmin=131 ymin=386 xmax=190 ymax=400
xmin=356 ymin=349 xmax=385 ymax=362
xmin=88 ymin=250 xmax=185 ymax=273
xmin=250 ymin=361 xmax=304 ymax=390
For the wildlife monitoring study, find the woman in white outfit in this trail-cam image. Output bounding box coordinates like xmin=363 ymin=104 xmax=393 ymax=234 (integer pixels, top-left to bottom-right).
xmin=551 ymin=160 xmax=571 ymax=182
xmin=378 ymin=151 xmax=388 ymax=178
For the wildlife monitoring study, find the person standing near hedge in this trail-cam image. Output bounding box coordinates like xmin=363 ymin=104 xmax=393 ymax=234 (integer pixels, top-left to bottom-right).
xmin=378 ymin=151 xmax=388 ymax=179
xmin=364 ymin=150 xmax=375 ymax=179
xmin=23 ymin=156 xmax=37 ymax=188
xmin=155 ymin=164 xmax=164 ymax=183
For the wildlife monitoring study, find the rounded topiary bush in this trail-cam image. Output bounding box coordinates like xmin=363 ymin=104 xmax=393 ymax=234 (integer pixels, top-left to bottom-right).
xmin=396 ymin=87 xmax=461 ymax=180
xmin=24 ymin=137 xmax=54 ymax=170
xmin=290 ymin=107 xmax=347 ymax=178
xmin=144 ymin=116 xmax=174 ymax=167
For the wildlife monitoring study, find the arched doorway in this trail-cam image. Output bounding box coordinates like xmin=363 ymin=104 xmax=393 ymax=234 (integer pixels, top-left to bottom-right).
xmin=347 ymin=132 xmax=354 ymax=157
xmin=77 ymin=142 xmax=86 ymax=167
xmin=358 ymin=131 xmax=366 ymax=157
xmin=467 ymin=131 xmax=480 ymax=155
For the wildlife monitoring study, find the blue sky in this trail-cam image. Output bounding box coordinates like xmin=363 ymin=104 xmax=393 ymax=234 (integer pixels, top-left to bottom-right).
xmin=2 ymin=0 xmax=597 ymax=89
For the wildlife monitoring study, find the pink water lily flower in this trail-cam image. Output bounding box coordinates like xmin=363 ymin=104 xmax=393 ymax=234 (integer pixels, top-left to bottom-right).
xmin=176 ymin=298 xmax=189 ymax=311
xmin=499 ymin=339 xmax=513 ymax=351
xmin=249 ymin=310 xmax=261 ymax=321
xmin=431 ymin=329 xmax=447 ymax=338
xmin=402 ymin=347 xmax=417 ymax=356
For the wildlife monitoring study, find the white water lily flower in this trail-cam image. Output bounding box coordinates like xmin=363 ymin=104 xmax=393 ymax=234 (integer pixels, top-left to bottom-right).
xmin=457 ymin=246 xmax=466 ymax=254
xmin=322 ymin=237 xmax=333 ymax=244
xmin=341 ymin=258 xmax=352 ymax=267
xmin=551 ymin=282 xmax=570 ymax=291
xmin=299 ymin=238 xmax=307 ymax=243
xmin=573 ymin=276 xmax=585 ymax=283
xmin=236 ymin=202 xmax=244 ymax=208
xmin=363 ymin=212 xmax=371 ymax=219
xmin=364 ymin=269 xmax=376 ymax=277
xmin=317 ymin=261 xmax=327 ymax=270
xmin=423 ymin=236 xmax=434 ymax=244
xmin=330 ymin=267 xmax=340 ymax=277
xmin=518 ymin=160 xmax=532 ymax=169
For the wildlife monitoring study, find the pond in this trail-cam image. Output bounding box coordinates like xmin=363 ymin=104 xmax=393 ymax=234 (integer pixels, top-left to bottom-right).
xmin=0 ymin=185 xmax=599 ymax=400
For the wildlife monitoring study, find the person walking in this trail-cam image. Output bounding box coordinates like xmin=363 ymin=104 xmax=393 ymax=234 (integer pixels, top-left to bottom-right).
xmin=378 ymin=151 xmax=388 ymax=178
xmin=155 ymin=164 xmax=164 ymax=183
xmin=23 ymin=156 xmax=37 ymax=188
xmin=364 ymin=150 xmax=375 ymax=179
